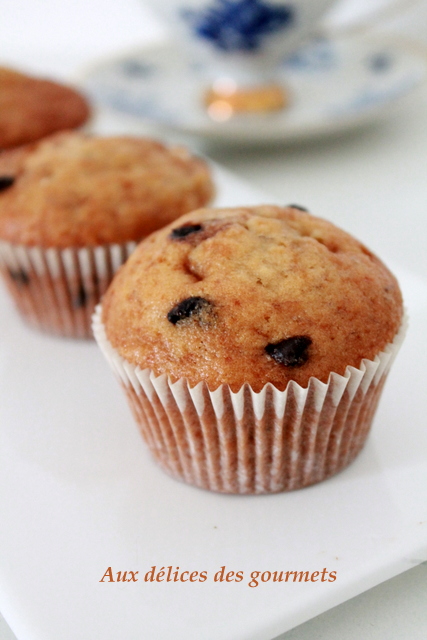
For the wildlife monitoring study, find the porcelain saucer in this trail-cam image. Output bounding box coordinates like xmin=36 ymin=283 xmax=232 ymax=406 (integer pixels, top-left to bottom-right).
xmin=80 ymin=33 xmax=427 ymax=143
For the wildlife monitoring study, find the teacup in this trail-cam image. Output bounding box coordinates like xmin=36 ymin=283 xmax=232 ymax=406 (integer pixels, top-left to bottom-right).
xmin=155 ymin=0 xmax=335 ymax=79
xmin=147 ymin=0 xmax=415 ymax=116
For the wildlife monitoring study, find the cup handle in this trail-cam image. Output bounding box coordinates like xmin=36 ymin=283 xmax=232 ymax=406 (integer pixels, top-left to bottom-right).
xmin=327 ymin=0 xmax=423 ymax=37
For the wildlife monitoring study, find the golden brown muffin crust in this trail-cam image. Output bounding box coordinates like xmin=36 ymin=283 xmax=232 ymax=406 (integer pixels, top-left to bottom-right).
xmin=0 ymin=132 xmax=214 ymax=247
xmin=0 ymin=67 xmax=90 ymax=149
xmin=102 ymin=205 xmax=403 ymax=392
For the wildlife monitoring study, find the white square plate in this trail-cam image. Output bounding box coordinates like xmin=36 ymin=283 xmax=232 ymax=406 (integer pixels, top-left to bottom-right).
xmin=0 ymin=165 xmax=426 ymax=640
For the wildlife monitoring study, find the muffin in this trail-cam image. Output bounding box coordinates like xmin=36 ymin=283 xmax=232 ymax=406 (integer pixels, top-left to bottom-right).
xmin=0 ymin=66 xmax=91 ymax=149
xmin=94 ymin=205 xmax=405 ymax=493
xmin=0 ymin=132 xmax=214 ymax=337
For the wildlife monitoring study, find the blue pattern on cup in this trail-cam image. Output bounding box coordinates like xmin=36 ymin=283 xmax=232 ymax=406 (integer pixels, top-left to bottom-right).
xmin=181 ymin=0 xmax=295 ymax=52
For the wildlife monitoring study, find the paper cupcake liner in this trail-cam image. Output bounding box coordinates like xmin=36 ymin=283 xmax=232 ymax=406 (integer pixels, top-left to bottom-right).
xmin=0 ymin=240 xmax=137 ymax=338
xmin=93 ymin=305 xmax=407 ymax=494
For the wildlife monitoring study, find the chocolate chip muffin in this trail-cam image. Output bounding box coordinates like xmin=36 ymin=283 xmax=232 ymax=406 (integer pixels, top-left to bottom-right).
xmin=0 ymin=66 xmax=90 ymax=149
xmin=0 ymin=132 xmax=214 ymax=337
xmin=102 ymin=205 xmax=403 ymax=390
xmin=95 ymin=205 xmax=405 ymax=493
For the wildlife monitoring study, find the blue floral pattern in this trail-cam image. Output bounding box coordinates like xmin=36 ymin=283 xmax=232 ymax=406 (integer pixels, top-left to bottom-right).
xmin=120 ymin=60 xmax=155 ymax=77
xmin=367 ymin=53 xmax=394 ymax=73
xmin=284 ymin=37 xmax=336 ymax=72
xmin=181 ymin=0 xmax=295 ymax=52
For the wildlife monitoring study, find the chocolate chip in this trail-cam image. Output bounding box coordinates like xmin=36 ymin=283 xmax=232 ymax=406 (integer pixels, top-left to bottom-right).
xmin=265 ymin=335 xmax=312 ymax=367
xmin=73 ymin=284 xmax=87 ymax=309
xmin=170 ymin=223 xmax=203 ymax=240
xmin=0 ymin=176 xmax=15 ymax=192
xmin=167 ymin=296 xmax=213 ymax=325
xmin=287 ymin=204 xmax=309 ymax=212
xmin=8 ymin=268 xmax=29 ymax=286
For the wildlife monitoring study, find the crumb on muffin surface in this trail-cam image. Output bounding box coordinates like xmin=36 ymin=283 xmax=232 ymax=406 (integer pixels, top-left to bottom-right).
xmin=0 ymin=132 xmax=214 ymax=247
xmin=102 ymin=205 xmax=403 ymax=392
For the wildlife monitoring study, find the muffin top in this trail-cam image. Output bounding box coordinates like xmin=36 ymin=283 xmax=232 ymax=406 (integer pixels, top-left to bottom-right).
xmin=102 ymin=205 xmax=403 ymax=392
xmin=0 ymin=132 xmax=214 ymax=247
xmin=0 ymin=66 xmax=90 ymax=149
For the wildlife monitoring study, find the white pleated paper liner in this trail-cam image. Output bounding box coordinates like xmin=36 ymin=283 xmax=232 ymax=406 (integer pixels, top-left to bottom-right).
xmin=0 ymin=240 xmax=137 ymax=338
xmin=93 ymin=305 xmax=407 ymax=494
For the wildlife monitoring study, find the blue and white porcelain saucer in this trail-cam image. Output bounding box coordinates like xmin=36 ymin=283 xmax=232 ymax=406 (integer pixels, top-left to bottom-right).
xmin=80 ymin=33 xmax=427 ymax=143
